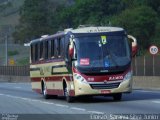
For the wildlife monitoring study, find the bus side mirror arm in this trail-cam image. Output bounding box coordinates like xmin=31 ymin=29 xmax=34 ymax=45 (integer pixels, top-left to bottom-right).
xmin=128 ymin=35 xmax=138 ymax=57
xmin=69 ymin=38 xmax=77 ymax=60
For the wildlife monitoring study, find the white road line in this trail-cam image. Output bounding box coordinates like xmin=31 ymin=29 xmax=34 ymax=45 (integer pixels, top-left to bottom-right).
xmin=0 ymin=94 xmax=60 ymax=107
xmin=135 ymin=90 xmax=160 ymax=93
xmin=70 ymin=107 xmax=86 ymax=111
xmin=14 ymin=87 xmax=22 ymax=89
xmin=0 ymin=93 xmax=104 ymax=114
xmin=88 ymin=111 xmax=104 ymax=114
xmin=152 ymin=100 xmax=160 ymax=104
xmin=0 ymin=93 xmax=72 ymax=110
xmin=55 ymin=104 xmax=69 ymax=108
xmin=41 ymin=101 xmax=55 ymax=105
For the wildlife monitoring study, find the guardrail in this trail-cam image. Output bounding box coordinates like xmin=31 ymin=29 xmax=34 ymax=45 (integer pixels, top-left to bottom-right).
xmin=132 ymin=55 xmax=160 ymax=76
xmin=0 ymin=66 xmax=29 ymax=76
xmin=0 ymin=55 xmax=160 ymax=76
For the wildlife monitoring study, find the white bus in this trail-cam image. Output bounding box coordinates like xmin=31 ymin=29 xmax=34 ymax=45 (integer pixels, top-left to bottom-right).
xmin=29 ymin=26 xmax=137 ymax=102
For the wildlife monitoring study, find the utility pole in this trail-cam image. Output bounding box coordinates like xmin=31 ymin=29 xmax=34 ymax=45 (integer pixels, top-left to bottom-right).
xmin=5 ymin=35 xmax=8 ymax=66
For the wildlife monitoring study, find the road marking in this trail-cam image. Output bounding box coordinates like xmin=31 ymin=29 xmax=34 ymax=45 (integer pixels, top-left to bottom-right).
xmin=0 ymin=94 xmax=56 ymax=106
xmin=88 ymin=111 xmax=104 ymax=114
xmin=152 ymin=100 xmax=160 ymax=104
xmin=15 ymin=87 xmax=22 ymax=89
xmin=0 ymin=93 xmax=104 ymax=114
xmin=135 ymin=90 xmax=160 ymax=93
xmin=55 ymin=104 xmax=69 ymax=108
xmin=70 ymin=107 xmax=86 ymax=111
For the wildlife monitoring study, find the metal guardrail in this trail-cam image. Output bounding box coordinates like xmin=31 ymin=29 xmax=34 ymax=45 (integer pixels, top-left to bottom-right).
xmin=0 ymin=66 xmax=29 ymax=76
xmin=132 ymin=55 xmax=160 ymax=76
xmin=0 ymin=55 xmax=160 ymax=76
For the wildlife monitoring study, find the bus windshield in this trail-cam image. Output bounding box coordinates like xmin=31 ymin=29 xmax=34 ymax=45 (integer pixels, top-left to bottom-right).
xmin=75 ymin=35 xmax=131 ymax=73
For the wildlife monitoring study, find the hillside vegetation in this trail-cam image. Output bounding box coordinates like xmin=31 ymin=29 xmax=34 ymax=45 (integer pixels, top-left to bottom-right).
xmin=0 ymin=0 xmax=28 ymax=65
xmin=8 ymin=0 xmax=160 ymax=55
xmin=0 ymin=0 xmax=24 ymax=26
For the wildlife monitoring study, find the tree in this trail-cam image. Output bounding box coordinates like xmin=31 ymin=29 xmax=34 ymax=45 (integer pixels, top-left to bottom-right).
xmin=13 ymin=0 xmax=64 ymax=43
xmin=59 ymin=0 xmax=126 ymax=28
xmin=110 ymin=6 xmax=158 ymax=51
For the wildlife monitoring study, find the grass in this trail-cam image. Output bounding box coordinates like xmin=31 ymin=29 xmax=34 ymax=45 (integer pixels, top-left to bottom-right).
xmin=8 ymin=50 xmax=19 ymax=56
xmin=17 ymin=57 xmax=29 ymax=65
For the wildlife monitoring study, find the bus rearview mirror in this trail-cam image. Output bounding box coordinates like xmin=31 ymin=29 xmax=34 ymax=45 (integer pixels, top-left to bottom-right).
xmin=69 ymin=41 xmax=74 ymax=59
xmin=128 ymin=35 xmax=138 ymax=57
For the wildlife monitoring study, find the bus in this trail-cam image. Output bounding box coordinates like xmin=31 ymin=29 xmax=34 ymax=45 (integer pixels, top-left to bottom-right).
xmin=29 ymin=26 xmax=137 ymax=102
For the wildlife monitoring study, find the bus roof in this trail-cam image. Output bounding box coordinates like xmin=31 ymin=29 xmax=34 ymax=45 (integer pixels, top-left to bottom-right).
xmin=64 ymin=26 xmax=124 ymax=34
xmin=30 ymin=32 xmax=65 ymax=45
xmin=30 ymin=26 xmax=124 ymax=45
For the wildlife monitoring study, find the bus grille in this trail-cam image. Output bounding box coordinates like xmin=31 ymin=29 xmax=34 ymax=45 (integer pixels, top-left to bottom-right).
xmin=90 ymin=82 xmax=121 ymax=89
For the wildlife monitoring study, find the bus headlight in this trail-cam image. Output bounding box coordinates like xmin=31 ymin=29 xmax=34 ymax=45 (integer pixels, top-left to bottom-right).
xmin=124 ymin=71 xmax=132 ymax=81
xmin=73 ymin=73 xmax=88 ymax=84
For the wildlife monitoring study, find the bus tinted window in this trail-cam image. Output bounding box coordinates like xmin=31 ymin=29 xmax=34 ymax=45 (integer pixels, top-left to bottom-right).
xmin=35 ymin=43 xmax=38 ymax=61
xmin=60 ymin=37 xmax=65 ymax=57
xmin=40 ymin=42 xmax=44 ymax=59
xmin=56 ymin=37 xmax=65 ymax=58
xmin=44 ymin=41 xmax=49 ymax=59
xmin=57 ymin=38 xmax=61 ymax=57
xmin=31 ymin=44 xmax=34 ymax=63
xmin=51 ymin=40 xmax=55 ymax=58
xmin=48 ymin=40 xmax=51 ymax=59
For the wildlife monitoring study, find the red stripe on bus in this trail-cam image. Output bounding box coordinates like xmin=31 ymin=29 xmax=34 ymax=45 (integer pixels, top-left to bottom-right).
xmin=47 ymin=89 xmax=75 ymax=96
xmin=31 ymin=76 xmax=71 ymax=82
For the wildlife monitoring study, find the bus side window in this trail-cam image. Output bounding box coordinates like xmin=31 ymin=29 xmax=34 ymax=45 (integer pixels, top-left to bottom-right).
xmin=35 ymin=43 xmax=38 ymax=62
xmin=61 ymin=37 xmax=65 ymax=58
xmin=39 ymin=41 xmax=44 ymax=60
xmin=51 ymin=39 xmax=55 ymax=58
xmin=44 ymin=41 xmax=49 ymax=60
xmin=48 ymin=40 xmax=51 ymax=59
xmin=57 ymin=37 xmax=65 ymax=58
xmin=31 ymin=43 xmax=38 ymax=63
xmin=31 ymin=44 xmax=34 ymax=63
xmin=57 ymin=38 xmax=61 ymax=58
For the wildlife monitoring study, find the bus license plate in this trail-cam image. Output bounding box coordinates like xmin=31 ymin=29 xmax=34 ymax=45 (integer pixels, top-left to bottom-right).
xmin=101 ymin=90 xmax=111 ymax=94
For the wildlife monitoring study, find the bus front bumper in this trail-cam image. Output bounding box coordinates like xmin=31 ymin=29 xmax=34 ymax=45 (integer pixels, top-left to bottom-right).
xmin=74 ymin=78 xmax=132 ymax=96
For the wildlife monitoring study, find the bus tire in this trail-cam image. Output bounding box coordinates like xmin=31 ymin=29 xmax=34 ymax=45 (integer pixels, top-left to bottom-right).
xmin=64 ymin=84 xmax=74 ymax=103
xmin=113 ymin=93 xmax=122 ymax=101
xmin=42 ymin=82 xmax=50 ymax=99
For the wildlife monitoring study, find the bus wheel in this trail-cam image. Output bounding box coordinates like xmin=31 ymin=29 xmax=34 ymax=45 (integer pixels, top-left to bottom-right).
xmin=64 ymin=85 xmax=74 ymax=103
xmin=113 ymin=93 xmax=122 ymax=101
xmin=42 ymin=82 xmax=49 ymax=99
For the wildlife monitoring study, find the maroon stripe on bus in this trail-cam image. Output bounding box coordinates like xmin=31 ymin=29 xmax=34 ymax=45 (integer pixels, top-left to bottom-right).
xmin=31 ymin=76 xmax=72 ymax=82
xmin=47 ymin=89 xmax=64 ymax=96
xmin=47 ymin=89 xmax=75 ymax=96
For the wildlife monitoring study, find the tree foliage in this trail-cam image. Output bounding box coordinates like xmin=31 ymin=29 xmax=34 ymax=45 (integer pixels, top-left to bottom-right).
xmin=111 ymin=6 xmax=158 ymax=50
xmin=13 ymin=0 xmax=160 ymax=54
xmin=13 ymin=0 xmax=65 ymax=43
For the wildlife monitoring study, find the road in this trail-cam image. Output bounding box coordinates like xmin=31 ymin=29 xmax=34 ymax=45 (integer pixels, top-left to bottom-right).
xmin=0 ymin=83 xmax=160 ymax=120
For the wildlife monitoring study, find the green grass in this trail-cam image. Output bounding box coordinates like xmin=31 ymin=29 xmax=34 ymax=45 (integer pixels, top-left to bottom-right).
xmin=8 ymin=50 xmax=19 ymax=56
xmin=17 ymin=57 xmax=29 ymax=65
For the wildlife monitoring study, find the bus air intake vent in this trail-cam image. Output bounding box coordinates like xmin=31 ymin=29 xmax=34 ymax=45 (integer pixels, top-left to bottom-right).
xmin=90 ymin=82 xmax=120 ymax=89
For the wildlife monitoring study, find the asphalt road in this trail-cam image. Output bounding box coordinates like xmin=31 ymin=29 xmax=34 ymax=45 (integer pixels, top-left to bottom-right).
xmin=0 ymin=83 xmax=160 ymax=120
